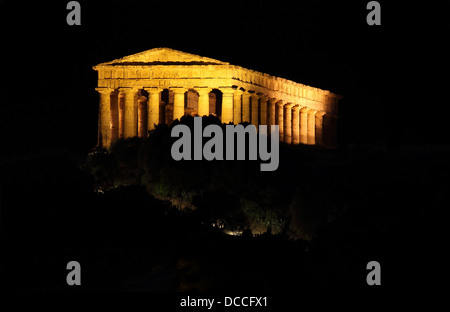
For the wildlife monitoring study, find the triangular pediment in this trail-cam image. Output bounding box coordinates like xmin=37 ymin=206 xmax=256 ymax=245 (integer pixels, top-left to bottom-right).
xmin=97 ymin=47 xmax=229 ymax=66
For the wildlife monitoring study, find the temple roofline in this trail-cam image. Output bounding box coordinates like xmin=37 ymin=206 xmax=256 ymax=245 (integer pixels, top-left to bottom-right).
xmin=96 ymin=47 xmax=230 ymax=66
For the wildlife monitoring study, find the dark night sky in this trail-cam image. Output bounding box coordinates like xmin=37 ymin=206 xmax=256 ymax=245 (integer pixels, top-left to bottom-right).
xmin=0 ymin=0 xmax=440 ymax=154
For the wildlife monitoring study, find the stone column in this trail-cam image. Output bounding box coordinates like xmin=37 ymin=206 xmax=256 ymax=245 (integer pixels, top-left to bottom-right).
xmin=119 ymin=87 xmax=138 ymax=138
xmin=315 ymin=111 xmax=326 ymax=146
xmin=145 ymin=88 xmax=161 ymax=131
xmin=221 ymin=88 xmax=234 ymax=124
xmin=118 ymin=94 xmax=124 ymax=139
xmin=171 ymin=88 xmax=186 ymax=122
xmin=138 ymin=96 xmax=147 ymax=138
xmin=292 ymin=105 xmax=300 ymax=144
xmin=197 ymin=88 xmax=211 ymax=117
xmin=96 ymin=88 xmax=113 ymax=148
xmin=242 ymin=92 xmax=251 ymax=123
xmin=233 ymin=90 xmax=243 ymax=124
xmin=307 ymin=110 xmax=317 ymax=145
xmin=268 ymin=98 xmax=277 ymax=134
xmin=299 ymin=107 xmax=309 ymax=144
xmin=251 ymin=93 xmax=259 ymax=127
xmin=110 ymin=90 xmax=119 ymax=143
xmin=284 ymin=103 xmax=294 ymax=144
xmin=260 ymin=95 xmax=268 ymax=126
xmin=276 ymin=101 xmax=285 ymax=142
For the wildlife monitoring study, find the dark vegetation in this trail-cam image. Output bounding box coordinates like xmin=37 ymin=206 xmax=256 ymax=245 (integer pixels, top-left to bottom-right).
xmin=87 ymin=115 xmax=342 ymax=238
xmin=0 ymin=116 xmax=446 ymax=291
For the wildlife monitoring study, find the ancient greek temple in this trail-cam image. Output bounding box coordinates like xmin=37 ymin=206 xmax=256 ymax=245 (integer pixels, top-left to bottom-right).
xmin=93 ymin=47 xmax=341 ymax=148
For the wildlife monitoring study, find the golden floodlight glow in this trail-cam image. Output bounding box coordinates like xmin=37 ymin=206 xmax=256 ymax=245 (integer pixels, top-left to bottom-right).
xmin=93 ymin=48 xmax=341 ymax=148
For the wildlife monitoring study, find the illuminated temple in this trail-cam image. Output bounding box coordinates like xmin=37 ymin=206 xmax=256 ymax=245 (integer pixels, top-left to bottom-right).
xmin=93 ymin=47 xmax=341 ymax=148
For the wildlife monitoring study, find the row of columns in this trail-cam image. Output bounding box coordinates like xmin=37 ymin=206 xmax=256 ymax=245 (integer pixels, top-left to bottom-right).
xmin=96 ymin=87 xmax=337 ymax=148
xmin=96 ymin=87 xmax=220 ymax=148
xmin=279 ymin=104 xmax=324 ymax=145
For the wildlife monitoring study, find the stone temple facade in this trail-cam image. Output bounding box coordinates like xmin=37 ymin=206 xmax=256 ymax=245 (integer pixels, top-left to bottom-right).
xmin=93 ymin=47 xmax=341 ymax=148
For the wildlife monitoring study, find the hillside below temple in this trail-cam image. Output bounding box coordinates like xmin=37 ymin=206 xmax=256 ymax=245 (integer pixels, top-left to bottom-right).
xmin=93 ymin=47 xmax=341 ymax=148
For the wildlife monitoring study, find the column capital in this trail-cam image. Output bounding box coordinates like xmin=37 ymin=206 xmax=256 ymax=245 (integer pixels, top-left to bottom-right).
xmin=250 ymin=93 xmax=259 ymax=99
xmin=118 ymin=87 xmax=138 ymax=94
xmin=170 ymin=87 xmax=187 ymax=94
xmin=196 ymin=87 xmax=212 ymax=94
xmin=258 ymin=93 xmax=268 ymax=100
xmin=219 ymin=87 xmax=236 ymax=95
xmin=292 ymin=104 xmax=300 ymax=111
xmin=232 ymin=89 xmax=244 ymax=96
xmin=315 ymin=111 xmax=326 ymax=118
xmin=268 ymin=97 xmax=278 ymax=104
xmin=308 ymin=109 xmax=318 ymax=115
xmin=300 ymin=106 xmax=310 ymax=113
xmin=95 ymin=87 xmax=114 ymax=95
xmin=284 ymin=103 xmax=295 ymax=109
xmin=144 ymin=87 xmax=162 ymax=94
xmin=276 ymin=100 xmax=286 ymax=107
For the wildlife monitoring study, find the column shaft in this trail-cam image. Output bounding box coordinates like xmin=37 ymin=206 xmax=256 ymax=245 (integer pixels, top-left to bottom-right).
xmin=138 ymin=98 xmax=147 ymax=138
xmin=251 ymin=94 xmax=259 ymax=127
xmin=121 ymin=88 xmax=138 ymax=138
xmin=172 ymin=88 xmax=186 ymax=122
xmin=233 ymin=91 xmax=242 ymax=124
xmin=284 ymin=104 xmax=293 ymax=144
xmin=197 ymin=88 xmax=210 ymax=117
xmin=300 ymin=108 xmax=308 ymax=144
xmin=292 ymin=107 xmax=300 ymax=144
xmin=96 ymin=88 xmax=113 ymax=148
xmin=260 ymin=96 xmax=268 ymax=126
xmin=118 ymin=96 xmax=124 ymax=139
xmin=146 ymin=89 xmax=161 ymax=130
xmin=242 ymin=92 xmax=251 ymax=123
xmin=307 ymin=110 xmax=316 ymax=145
xmin=268 ymin=99 xmax=276 ymax=134
xmin=221 ymin=89 xmax=234 ymax=124
xmin=276 ymin=102 xmax=284 ymax=142
xmin=110 ymin=91 xmax=119 ymax=143
xmin=315 ymin=112 xmax=325 ymax=146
